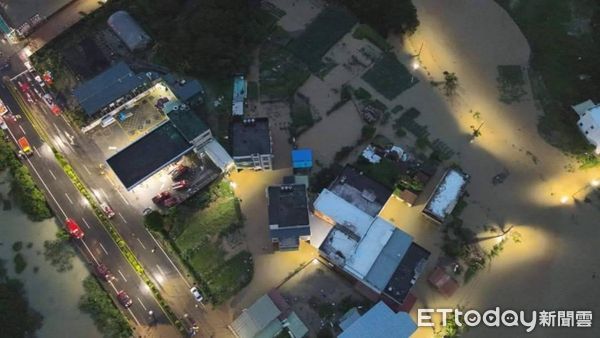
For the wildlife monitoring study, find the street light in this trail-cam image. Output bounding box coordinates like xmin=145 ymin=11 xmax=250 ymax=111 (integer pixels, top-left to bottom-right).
xmin=560 ymin=196 xmax=570 ymax=204
xmin=591 ymin=179 xmax=599 ymax=188
xmin=412 ymin=61 xmax=420 ymax=70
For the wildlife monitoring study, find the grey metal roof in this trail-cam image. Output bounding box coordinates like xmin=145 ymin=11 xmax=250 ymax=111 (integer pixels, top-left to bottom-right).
xmin=364 ymin=229 xmax=412 ymax=291
xmin=230 ymin=294 xmax=281 ymax=338
xmin=0 ymin=0 xmax=72 ymax=29
xmin=383 ymin=243 xmax=430 ymax=304
xmin=329 ymin=166 xmax=392 ymax=216
xmin=230 ymin=118 xmax=271 ymax=157
xmin=163 ymin=74 xmax=204 ymax=102
xmin=165 ymin=104 xmax=209 ymax=143
xmin=107 ymin=10 xmax=152 ymax=51
xmin=73 ymin=61 xmax=148 ymax=116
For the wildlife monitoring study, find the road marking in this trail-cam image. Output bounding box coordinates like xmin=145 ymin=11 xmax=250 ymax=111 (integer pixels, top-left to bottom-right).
xmin=82 ymin=164 xmax=92 ymax=175
xmin=19 ymin=125 xmax=26 ymax=135
xmin=137 ymin=297 xmax=148 ymax=311
xmin=80 ymin=239 xmax=100 ymax=265
xmin=100 ymin=188 xmax=109 ymax=199
xmin=64 ymin=193 xmax=73 ymax=204
xmin=48 ymin=169 xmax=56 ymax=180
xmin=155 ymin=264 xmax=166 ymax=277
xmin=128 ymin=308 xmax=141 ymax=326
xmin=118 ymin=212 xmax=128 ymax=223
xmin=116 ymin=189 xmax=130 ymax=205
xmin=33 ymin=146 xmax=41 ymax=157
xmin=81 ymin=217 xmax=91 ymax=229
xmin=53 ymin=122 xmax=61 ymax=134
xmin=98 ymin=242 xmax=109 ymax=255
xmin=137 ymin=238 xmax=147 ymax=250
xmin=118 ymin=269 xmax=128 ymax=282
xmin=145 ymin=229 xmax=191 ymax=288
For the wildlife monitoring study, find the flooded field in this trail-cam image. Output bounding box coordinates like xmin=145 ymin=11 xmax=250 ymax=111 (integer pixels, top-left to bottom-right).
xmin=0 ymin=171 xmax=101 ymax=338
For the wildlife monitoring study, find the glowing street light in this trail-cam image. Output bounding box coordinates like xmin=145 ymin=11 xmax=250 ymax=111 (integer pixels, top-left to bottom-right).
xmin=591 ymin=179 xmax=600 ymax=188
xmin=229 ymin=181 xmax=237 ymax=190
xmin=560 ymin=196 xmax=570 ymax=204
xmin=412 ymin=61 xmax=420 ymax=70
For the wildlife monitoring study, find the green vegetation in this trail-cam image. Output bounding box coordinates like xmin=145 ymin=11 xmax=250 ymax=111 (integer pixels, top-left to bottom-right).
xmin=0 ymin=134 xmax=52 ymax=221
xmin=353 ymin=87 xmax=372 ymax=101
xmin=360 ymin=125 xmax=377 ymax=143
xmin=334 ymin=146 xmax=356 ymax=162
xmin=287 ymin=7 xmax=357 ymax=72
xmin=260 ymin=43 xmax=311 ymax=100
xmin=247 ymin=81 xmax=259 ymax=101
xmin=154 ymin=180 xmax=252 ymax=304
xmin=79 ymin=276 xmax=131 ymax=338
xmin=495 ymin=0 xmax=598 ymax=156
xmin=43 ymin=230 xmax=76 ymax=272
xmin=12 ymin=241 xmax=23 ymax=252
xmin=338 ymin=0 xmax=419 ymax=36
xmin=496 ymin=65 xmax=527 ymax=103
xmin=362 ymin=54 xmax=415 ymax=100
xmin=289 ymin=97 xmax=315 ymax=137
xmin=354 ymin=157 xmax=400 ymax=189
xmin=435 ymin=309 xmax=469 ymax=338
xmin=13 ymin=253 xmax=27 ymax=274
xmin=353 ymin=24 xmax=392 ymax=51
xmin=0 ymin=259 xmax=43 ymax=337
xmin=443 ymin=71 xmax=459 ymax=97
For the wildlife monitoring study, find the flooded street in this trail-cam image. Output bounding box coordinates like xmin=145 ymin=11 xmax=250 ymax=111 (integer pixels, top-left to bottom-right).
xmin=0 ymin=171 xmax=101 ymax=338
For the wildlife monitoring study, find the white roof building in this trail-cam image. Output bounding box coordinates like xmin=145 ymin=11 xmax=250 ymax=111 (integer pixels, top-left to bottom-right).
xmin=576 ymin=103 xmax=600 ymax=153
xmin=422 ymin=168 xmax=468 ymax=223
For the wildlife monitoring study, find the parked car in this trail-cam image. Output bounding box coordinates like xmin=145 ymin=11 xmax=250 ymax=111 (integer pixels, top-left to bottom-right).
xmin=172 ymin=180 xmax=188 ymax=191
xmin=152 ymin=191 xmax=171 ymax=205
xmin=164 ymin=196 xmax=179 ymax=208
xmin=190 ymin=286 xmax=203 ymax=302
xmin=95 ymin=264 xmax=114 ymax=281
xmin=100 ymin=202 xmax=115 ymax=218
xmin=117 ymin=291 xmax=133 ymax=308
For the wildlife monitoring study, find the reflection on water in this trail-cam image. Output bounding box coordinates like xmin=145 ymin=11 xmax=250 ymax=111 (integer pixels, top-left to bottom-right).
xmin=0 ymin=171 xmax=101 ymax=338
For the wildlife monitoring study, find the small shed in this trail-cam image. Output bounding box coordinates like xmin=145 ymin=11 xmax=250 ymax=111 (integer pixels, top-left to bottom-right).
xmin=291 ymin=149 xmax=313 ymax=169
xmin=428 ymin=266 xmax=460 ymax=297
xmin=108 ymin=11 xmax=152 ymax=51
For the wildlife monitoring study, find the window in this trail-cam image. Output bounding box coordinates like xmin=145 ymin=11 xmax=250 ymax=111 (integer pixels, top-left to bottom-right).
xmin=579 ymin=122 xmax=584 ymax=127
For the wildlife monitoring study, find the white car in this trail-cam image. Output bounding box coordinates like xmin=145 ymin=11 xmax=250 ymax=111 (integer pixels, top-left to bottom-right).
xmin=190 ymin=286 xmax=203 ymax=302
xmin=100 ymin=202 xmax=115 ymax=219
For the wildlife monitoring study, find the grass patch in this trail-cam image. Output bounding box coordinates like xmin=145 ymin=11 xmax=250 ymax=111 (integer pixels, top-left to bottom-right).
xmin=287 ymin=7 xmax=357 ymax=72
xmin=289 ymin=97 xmax=315 ymax=136
xmin=260 ymin=43 xmax=311 ymax=100
xmin=495 ymin=0 xmax=599 ymax=155
xmin=247 ymin=81 xmax=258 ymax=101
xmin=497 ymin=65 xmax=527 ymax=103
xmin=43 ymin=231 xmax=76 ymax=273
xmin=352 ymin=24 xmax=392 ymax=52
xmin=79 ymin=276 xmax=131 ymax=338
xmin=354 ymin=157 xmax=400 ymax=189
xmin=12 ymin=241 xmax=23 ymax=252
xmin=362 ymin=53 xmax=415 ymax=100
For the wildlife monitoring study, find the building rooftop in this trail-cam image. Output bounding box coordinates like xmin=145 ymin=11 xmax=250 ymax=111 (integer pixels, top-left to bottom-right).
xmin=383 ymin=242 xmax=430 ymax=304
xmin=163 ymin=74 xmax=203 ymax=103
xmin=329 ymin=166 xmax=392 ymax=217
xmin=106 ymin=121 xmax=192 ymax=190
xmin=107 ymin=11 xmax=152 ymax=51
xmin=230 ymin=118 xmax=272 ymax=157
xmin=165 ymin=103 xmax=209 ymax=143
xmin=292 ymin=149 xmax=313 ymax=169
xmin=232 ymin=75 xmax=247 ymax=116
xmin=364 ymin=226 xmax=413 ymax=291
xmin=0 ymin=0 xmax=72 ymax=33
xmin=313 ymin=189 xmax=374 ymax=236
xmin=423 ymin=168 xmax=468 ymax=223
xmin=267 ymin=184 xmax=309 ymax=227
xmin=73 ymin=61 xmax=149 ymax=116
xmin=339 ymin=301 xmax=417 ymax=338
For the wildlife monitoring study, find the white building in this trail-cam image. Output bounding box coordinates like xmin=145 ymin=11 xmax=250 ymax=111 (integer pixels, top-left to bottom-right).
xmin=574 ymin=101 xmax=600 ymax=153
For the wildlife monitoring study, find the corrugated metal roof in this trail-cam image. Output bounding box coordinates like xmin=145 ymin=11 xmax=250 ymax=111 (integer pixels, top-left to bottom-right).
xmin=73 ymin=61 xmax=147 ymax=116
xmin=230 ymin=294 xmax=281 ymax=338
xmin=107 ymin=11 xmax=152 ymax=51
xmin=339 ymin=302 xmax=416 ymax=338
xmin=364 ymin=228 xmax=413 ymax=291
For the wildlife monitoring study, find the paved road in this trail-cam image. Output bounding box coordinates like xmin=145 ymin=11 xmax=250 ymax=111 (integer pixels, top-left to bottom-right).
xmin=4 ymin=66 xmax=217 ymax=336
xmin=0 ymin=86 xmax=180 ymax=337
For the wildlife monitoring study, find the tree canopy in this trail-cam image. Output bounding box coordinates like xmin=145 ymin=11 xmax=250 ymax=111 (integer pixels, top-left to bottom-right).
xmin=337 ymin=0 xmax=419 ymax=36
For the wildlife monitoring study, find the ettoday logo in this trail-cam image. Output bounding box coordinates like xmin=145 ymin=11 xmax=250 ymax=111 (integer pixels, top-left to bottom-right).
xmin=418 ymin=308 xmax=593 ymax=333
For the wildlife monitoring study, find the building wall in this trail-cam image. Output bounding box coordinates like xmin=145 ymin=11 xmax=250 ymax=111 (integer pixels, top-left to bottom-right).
xmin=577 ymin=110 xmax=600 ymax=150
xmin=234 ymin=153 xmax=273 ymax=170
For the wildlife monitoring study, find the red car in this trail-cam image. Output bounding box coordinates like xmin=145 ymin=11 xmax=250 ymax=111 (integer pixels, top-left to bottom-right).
xmin=100 ymin=202 xmax=115 ymax=219
xmin=117 ymin=291 xmax=133 ymax=308
xmin=95 ymin=264 xmax=114 ymax=281
xmin=152 ymin=191 xmax=171 ymax=205
xmin=65 ymin=218 xmax=84 ymax=239
xmin=170 ymin=165 xmax=189 ymax=180
xmin=17 ymin=81 xmax=30 ymax=94
xmin=164 ymin=196 xmax=179 ymax=208
xmin=172 ymin=180 xmax=188 ymax=191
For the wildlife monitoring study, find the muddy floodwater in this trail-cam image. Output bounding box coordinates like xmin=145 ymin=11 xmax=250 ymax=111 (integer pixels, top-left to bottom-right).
xmin=0 ymin=171 xmax=101 ymax=338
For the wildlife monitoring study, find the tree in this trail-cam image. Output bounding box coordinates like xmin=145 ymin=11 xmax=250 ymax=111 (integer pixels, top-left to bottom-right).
xmin=339 ymin=0 xmax=419 ymax=36
xmin=443 ymin=71 xmax=458 ymax=96
xmin=144 ymin=210 xmax=165 ymax=232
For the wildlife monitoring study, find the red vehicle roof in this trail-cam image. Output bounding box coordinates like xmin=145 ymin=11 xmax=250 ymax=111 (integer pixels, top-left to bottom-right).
xmin=65 ymin=218 xmax=84 ymax=239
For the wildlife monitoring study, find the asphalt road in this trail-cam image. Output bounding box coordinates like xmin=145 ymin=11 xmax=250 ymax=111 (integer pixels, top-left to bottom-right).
xmin=0 ymin=83 xmax=184 ymax=336
xmin=3 ymin=67 xmax=215 ymax=336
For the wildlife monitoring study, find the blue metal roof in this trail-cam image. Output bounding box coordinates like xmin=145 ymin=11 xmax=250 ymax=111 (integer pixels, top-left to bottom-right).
xmin=163 ymin=74 xmax=204 ymax=102
xmin=291 ymin=149 xmax=313 ymax=169
xmin=364 ymin=229 xmax=412 ymax=291
xmin=73 ymin=61 xmax=147 ymax=116
xmin=339 ymin=301 xmax=416 ymax=338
